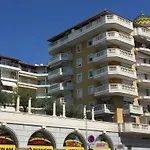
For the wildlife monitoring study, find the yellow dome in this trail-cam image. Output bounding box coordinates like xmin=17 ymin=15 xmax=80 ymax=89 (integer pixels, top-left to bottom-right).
xmin=134 ymin=13 xmax=150 ymax=27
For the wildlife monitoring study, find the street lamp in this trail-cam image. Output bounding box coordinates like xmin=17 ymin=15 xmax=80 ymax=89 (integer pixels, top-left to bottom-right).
xmin=83 ymin=105 xmax=90 ymax=150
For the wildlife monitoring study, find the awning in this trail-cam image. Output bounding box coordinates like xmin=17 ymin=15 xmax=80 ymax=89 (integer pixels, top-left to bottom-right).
xmin=1 ymin=81 xmax=17 ymax=87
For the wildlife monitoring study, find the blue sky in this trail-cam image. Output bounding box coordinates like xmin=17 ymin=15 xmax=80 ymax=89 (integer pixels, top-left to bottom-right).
xmin=0 ymin=0 xmax=150 ymax=64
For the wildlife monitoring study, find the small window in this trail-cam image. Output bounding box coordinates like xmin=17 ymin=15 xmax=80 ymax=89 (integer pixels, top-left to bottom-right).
xmin=76 ymin=44 xmax=82 ymax=53
xmin=88 ymin=70 xmax=93 ymax=79
xmin=77 ymin=88 xmax=83 ymax=98
xmin=87 ymin=54 xmax=93 ymax=63
xmin=76 ymin=58 xmax=82 ymax=68
xmin=88 ymin=85 xmax=94 ymax=95
xmin=87 ymin=39 xmax=93 ymax=47
xmin=77 ymin=73 xmax=82 ymax=83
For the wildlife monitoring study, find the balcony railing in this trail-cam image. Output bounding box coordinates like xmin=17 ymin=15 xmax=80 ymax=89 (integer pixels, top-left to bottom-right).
xmin=119 ymin=123 xmax=150 ymax=134
xmin=93 ymin=48 xmax=135 ymax=64
xmin=49 ymin=15 xmax=133 ymax=52
xmin=48 ymin=82 xmax=74 ymax=94
xmin=94 ymin=104 xmax=114 ymax=115
xmin=94 ymin=83 xmax=138 ymax=97
xmin=134 ymin=27 xmax=150 ymax=39
xmin=123 ymin=104 xmax=143 ymax=115
xmin=48 ymin=67 xmax=73 ymax=80
xmin=48 ymin=53 xmax=73 ymax=66
xmin=94 ymin=65 xmax=137 ymax=80
xmin=136 ymin=47 xmax=150 ymax=55
xmin=91 ymin=31 xmax=134 ymax=48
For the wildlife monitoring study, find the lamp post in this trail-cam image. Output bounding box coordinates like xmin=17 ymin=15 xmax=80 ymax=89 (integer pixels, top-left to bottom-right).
xmin=84 ymin=105 xmax=90 ymax=150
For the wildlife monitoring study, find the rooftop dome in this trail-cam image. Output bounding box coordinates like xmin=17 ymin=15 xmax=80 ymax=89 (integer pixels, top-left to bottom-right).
xmin=134 ymin=13 xmax=150 ymax=27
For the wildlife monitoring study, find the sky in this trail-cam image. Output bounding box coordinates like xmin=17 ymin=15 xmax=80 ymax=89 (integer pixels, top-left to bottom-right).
xmin=0 ymin=0 xmax=150 ymax=65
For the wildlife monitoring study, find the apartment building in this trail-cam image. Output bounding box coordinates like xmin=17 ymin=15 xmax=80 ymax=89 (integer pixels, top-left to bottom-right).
xmin=47 ymin=9 xmax=150 ymax=125
xmin=0 ymin=55 xmax=49 ymax=100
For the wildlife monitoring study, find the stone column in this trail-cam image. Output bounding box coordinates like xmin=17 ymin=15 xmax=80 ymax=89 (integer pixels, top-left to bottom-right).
xmin=53 ymin=101 xmax=56 ymax=116
xmin=16 ymin=96 xmax=20 ymax=112
xmin=62 ymin=102 xmax=66 ymax=117
xmin=91 ymin=106 xmax=95 ymax=121
xmin=28 ymin=97 xmax=32 ymax=114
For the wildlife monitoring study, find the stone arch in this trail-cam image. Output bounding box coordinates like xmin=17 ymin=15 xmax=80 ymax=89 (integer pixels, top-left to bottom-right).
xmin=27 ymin=128 xmax=56 ymax=149
xmin=63 ymin=131 xmax=86 ymax=149
xmin=94 ymin=133 xmax=114 ymax=150
xmin=0 ymin=125 xmax=19 ymax=148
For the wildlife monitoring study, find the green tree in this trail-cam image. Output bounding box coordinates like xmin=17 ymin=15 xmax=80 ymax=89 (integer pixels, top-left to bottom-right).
xmin=18 ymin=88 xmax=36 ymax=112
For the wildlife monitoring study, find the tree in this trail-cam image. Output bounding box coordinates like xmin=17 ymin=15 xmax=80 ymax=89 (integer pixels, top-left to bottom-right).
xmin=18 ymin=88 xmax=36 ymax=112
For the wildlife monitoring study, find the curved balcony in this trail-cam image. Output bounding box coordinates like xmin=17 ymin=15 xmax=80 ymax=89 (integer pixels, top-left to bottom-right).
xmin=134 ymin=27 xmax=150 ymax=40
xmin=123 ymin=104 xmax=143 ymax=115
xmin=136 ymin=59 xmax=150 ymax=73
xmin=138 ymin=74 xmax=150 ymax=87
xmin=48 ymin=82 xmax=74 ymax=95
xmin=94 ymin=104 xmax=114 ymax=116
xmin=94 ymin=83 xmax=138 ymax=98
xmin=48 ymin=15 xmax=133 ymax=54
xmin=48 ymin=67 xmax=73 ymax=83
xmin=91 ymin=31 xmax=134 ymax=49
xmin=48 ymin=53 xmax=73 ymax=67
xmin=136 ymin=47 xmax=150 ymax=55
xmin=94 ymin=65 xmax=137 ymax=81
xmin=93 ymin=48 xmax=135 ymax=65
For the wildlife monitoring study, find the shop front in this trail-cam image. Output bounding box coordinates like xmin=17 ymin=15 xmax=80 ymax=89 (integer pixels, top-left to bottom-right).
xmin=0 ymin=127 xmax=18 ymax=150
xmin=63 ymin=133 xmax=85 ymax=150
xmin=27 ymin=130 xmax=55 ymax=150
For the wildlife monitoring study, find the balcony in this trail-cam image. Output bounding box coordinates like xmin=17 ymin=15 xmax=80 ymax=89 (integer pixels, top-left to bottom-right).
xmin=94 ymin=104 xmax=114 ymax=116
xmin=119 ymin=123 xmax=150 ymax=134
xmin=134 ymin=27 xmax=150 ymax=40
xmin=48 ymin=67 xmax=73 ymax=83
xmin=48 ymin=53 xmax=73 ymax=67
xmin=93 ymin=48 xmax=135 ymax=65
xmin=136 ymin=59 xmax=150 ymax=73
xmin=136 ymin=47 xmax=150 ymax=55
xmin=48 ymin=82 xmax=74 ymax=95
xmin=48 ymin=15 xmax=133 ymax=54
xmin=123 ymin=104 xmax=143 ymax=115
xmin=94 ymin=83 xmax=138 ymax=98
xmin=0 ymin=61 xmax=20 ymax=71
xmin=94 ymin=65 xmax=137 ymax=81
xmin=91 ymin=31 xmax=134 ymax=49
xmin=138 ymin=74 xmax=150 ymax=87
xmin=138 ymin=93 xmax=150 ymax=102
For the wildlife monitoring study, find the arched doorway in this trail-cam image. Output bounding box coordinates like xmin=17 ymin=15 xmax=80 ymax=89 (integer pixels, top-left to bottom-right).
xmin=27 ymin=129 xmax=56 ymax=150
xmin=63 ymin=132 xmax=85 ymax=150
xmin=88 ymin=134 xmax=114 ymax=150
xmin=0 ymin=126 xmax=18 ymax=150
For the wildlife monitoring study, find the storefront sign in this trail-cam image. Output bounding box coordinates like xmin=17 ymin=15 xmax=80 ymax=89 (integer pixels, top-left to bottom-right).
xmin=63 ymin=147 xmax=84 ymax=150
xmin=27 ymin=146 xmax=53 ymax=150
xmin=0 ymin=145 xmax=16 ymax=150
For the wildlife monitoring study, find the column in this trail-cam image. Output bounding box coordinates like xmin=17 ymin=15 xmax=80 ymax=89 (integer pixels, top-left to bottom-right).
xmin=91 ymin=106 xmax=95 ymax=121
xmin=63 ymin=102 xmax=66 ymax=117
xmin=28 ymin=97 xmax=32 ymax=114
xmin=83 ymin=105 xmax=87 ymax=119
xmin=16 ymin=96 xmax=20 ymax=112
xmin=53 ymin=101 xmax=56 ymax=116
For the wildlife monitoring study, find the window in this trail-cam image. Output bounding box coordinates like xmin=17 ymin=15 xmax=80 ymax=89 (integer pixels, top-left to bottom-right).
xmin=77 ymin=88 xmax=83 ymax=98
xmin=76 ymin=44 xmax=82 ymax=53
xmin=77 ymin=73 xmax=82 ymax=83
xmin=87 ymin=54 xmax=93 ymax=63
xmin=88 ymin=70 xmax=93 ymax=79
xmin=76 ymin=58 xmax=82 ymax=68
xmin=88 ymin=85 xmax=94 ymax=95
xmin=87 ymin=39 xmax=93 ymax=47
